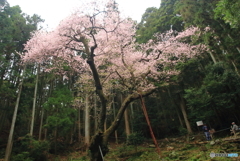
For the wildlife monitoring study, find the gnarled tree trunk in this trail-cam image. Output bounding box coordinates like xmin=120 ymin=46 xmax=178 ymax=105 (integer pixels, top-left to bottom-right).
xmin=88 ymin=89 xmax=155 ymax=161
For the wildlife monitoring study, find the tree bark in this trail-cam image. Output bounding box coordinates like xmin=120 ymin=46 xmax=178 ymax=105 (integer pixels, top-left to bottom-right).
xmin=44 ymin=111 xmax=48 ymax=141
xmin=122 ymin=94 xmax=131 ymax=137
xmin=38 ymin=109 xmax=44 ymax=140
xmin=209 ymin=51 xmax=217 ymax=64
xmin=78 ymin=107 xmax=82 ymax=142
xmin=112 ymin=94 xmax=118 ymax=144
xmin=30 ymin=64 xmax=40 ymax=136
xmin=4 ymin=66 xmax=25 ymax=161
xmin=85 ymin=94 xmax=90 ymax=145
xmin=130 ymin=103 xmax=134 ymax=133
xmin=89 ymin=89 xmax=156 ymax=161
xmin=124 ymin=109 xmax=131 ymax=137
xmin=179 ymin=94 xmax=193 ymax=134
xmin=94 ymin=93 xmax=98 ymax=133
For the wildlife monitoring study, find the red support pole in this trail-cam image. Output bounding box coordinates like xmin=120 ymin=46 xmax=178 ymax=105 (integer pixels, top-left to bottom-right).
xmin=139 ymin=92 xmax=161 ymax=158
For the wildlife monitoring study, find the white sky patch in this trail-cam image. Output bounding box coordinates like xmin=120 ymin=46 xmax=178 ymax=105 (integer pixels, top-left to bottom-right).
xmin=7 ymin=0 xmax=160 ymax=30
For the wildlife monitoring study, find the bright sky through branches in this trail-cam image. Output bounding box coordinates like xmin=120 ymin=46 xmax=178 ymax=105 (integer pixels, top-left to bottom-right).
xmin=7 ymin=0 xmax=160 ymax=31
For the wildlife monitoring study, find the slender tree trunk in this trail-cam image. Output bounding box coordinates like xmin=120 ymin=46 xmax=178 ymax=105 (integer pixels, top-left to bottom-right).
xmin=4 ymin=66 xmax=25 ymax=161
xmin=167 ymin=88 xmax=184 ymax=127
xmin=69 ymin=121 xmax=76 ymax=144
xmin=85 ymin=94 xmax=90 ymax=145
xmin=159 ymin=95 xmax=168 ymax=126
xmin=113 ymin=95 xmax=118 ymax=144
xmin=231 ymin=61 xmax=240 ymax=76
xmin=38 ymin=109 xmax=44 ymax=140
xmin=130 ymin=103 xmax=134 ymax=133
xmin=44 ymin=111 xmax=48 ymax=141
xmin=176 ymin=106 xmax=184 ymax=127
xmin=179 ymin=94 xmax=192 ymax=134
xmin=54 ymin=128 xmax=57 ymax=154
xmin=78 ymin=107 xmax=82 ymax=142
xmin=30 ymin=64 xmax=40 ymax=136
xmin=122 ymin=94 xmax=131 ymax=137
xmin=209 ymin=51 xmax=217 ymax=64
xmin=0 ymin=100 xmax=7 ymax=133
xmin=124 ymin=109 xmax=131 ymax=137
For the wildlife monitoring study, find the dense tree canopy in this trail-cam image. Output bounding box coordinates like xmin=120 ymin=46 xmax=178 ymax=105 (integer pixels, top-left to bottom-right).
xmin=215 ymin=0 xmax=240 ymax=28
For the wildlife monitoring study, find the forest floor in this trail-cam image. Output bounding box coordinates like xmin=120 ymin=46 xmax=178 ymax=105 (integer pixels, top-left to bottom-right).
xmin=55 ymin=134 xmax=240 ymax=161
xmin=1 ymin=133 xmax=240 ymax=161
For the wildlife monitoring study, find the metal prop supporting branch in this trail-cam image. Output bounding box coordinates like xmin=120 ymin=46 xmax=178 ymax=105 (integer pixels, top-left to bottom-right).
xmin=98 ymin=145 xmax=104 ymax=161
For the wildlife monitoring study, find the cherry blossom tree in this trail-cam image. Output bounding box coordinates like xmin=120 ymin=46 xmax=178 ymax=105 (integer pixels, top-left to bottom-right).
xmin=23 ymin=0 xmax=207 ymax=160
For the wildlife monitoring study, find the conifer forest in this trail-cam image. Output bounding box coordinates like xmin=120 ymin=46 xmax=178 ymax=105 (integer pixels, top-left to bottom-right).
xmin=1 ymin=0 xmax=240 ymax=160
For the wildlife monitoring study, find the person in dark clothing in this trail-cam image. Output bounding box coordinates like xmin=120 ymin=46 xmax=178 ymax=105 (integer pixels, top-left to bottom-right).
xmin=202 ymin=124 xmax=211 ymax=141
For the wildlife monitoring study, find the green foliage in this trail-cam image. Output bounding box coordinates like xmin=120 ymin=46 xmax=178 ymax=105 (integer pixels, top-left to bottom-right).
xmin=176 ymin=0 xmax=217 ymax=28
xmin=127 ymin=132 xmax=145 ymax=146
xmin=43 ymin=85 xmax=76 ymax=134
xmin=11 ymin=152 xmax=33 ymax=161
xmin=178 ymin=127 xmax=187 ymax=136
xmin=0 ymin=81 xmax=16 ymax=100
xmin=42 ymin=85 xmax=76 ymax=153
xmin=115 ymin=144 xmax=141 ymax=158
xmin=0 ymin=3 xmax=43 ymax=140
xmin=136 ymin=0 xmax=183 ymax=43
xmin=108 ymin=144 xmax=159 ymax=161
xmin=184 ymin=62 xmax=240 ymax=124
xmin=136 ymin=151 xmax=160 ymax=161
xmin=12 ymin=135 xmax=50 ymax=161
xmin=70 ymin=156 xmax=88 ymax=161
xmin=214 ymin=0 xmax=240 ymax=28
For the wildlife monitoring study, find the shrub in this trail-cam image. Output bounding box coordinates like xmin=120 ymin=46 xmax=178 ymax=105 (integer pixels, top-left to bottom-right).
xmin=11 ymin=134 xmax=50 ymax=161
xmin=127 ymin=132 xmax=145 ymax=146
xmin=11 ymin=152 xmax=33 ymax=161
xmin=178 ymin=127 xmax=188 ymax=136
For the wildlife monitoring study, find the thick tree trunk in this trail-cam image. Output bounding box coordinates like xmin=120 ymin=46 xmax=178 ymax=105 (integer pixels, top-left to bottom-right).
xmin=4 ymin=66 xmax=25 ymax=161
xmin=88 ymin=89 xmax=156 ymax=161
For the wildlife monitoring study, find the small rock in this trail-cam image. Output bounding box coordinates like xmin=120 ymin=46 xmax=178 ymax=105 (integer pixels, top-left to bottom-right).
xmin=210 ymin=141 xmax=215 ymax=145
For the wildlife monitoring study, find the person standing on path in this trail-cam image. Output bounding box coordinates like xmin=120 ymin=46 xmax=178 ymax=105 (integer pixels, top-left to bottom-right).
xmin=202 ymin=124 xmax=211 ymax=141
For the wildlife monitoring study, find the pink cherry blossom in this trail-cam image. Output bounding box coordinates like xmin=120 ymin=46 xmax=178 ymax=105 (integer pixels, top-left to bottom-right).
xmin=23 ymin=0 xmax=207 ymax=93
